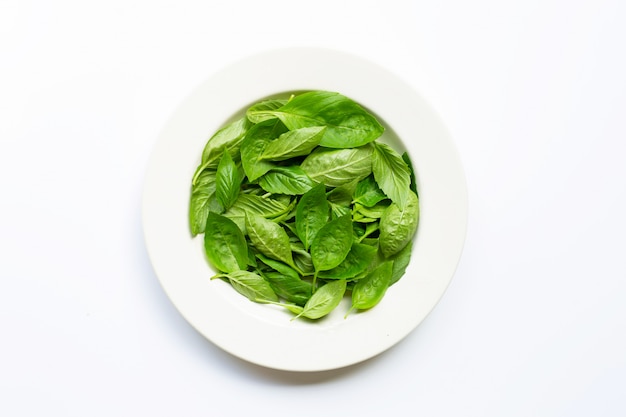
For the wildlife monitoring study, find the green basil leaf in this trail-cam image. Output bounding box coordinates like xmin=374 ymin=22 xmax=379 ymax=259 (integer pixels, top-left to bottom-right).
xmin=192 ymin=117 xmax=250 ymax=184
xmin=358 ymin=222 xmax=380 ymax=242
xmin=215 ymin=151 xmax=242 ymax=211
xmin=271 ymin=193 xmax=293 ymax=208
xmin=256 ymin=254 xmax=300 ymax=278
xmin=223 ymin=193 xmax=291 ymax=235
xmin=296 ymin=279 xmax=347 ymax=320
xmin=269 ymin=91 xmax=384 ymax=148
xmin=389 ymin=240 xmax=412 ymax=285
xmin=353 ymin=174 xmax=388 ymax=207
xmin=246 ymin=213 xmax=294 ymax=266
xmin=267 ymin=199 xmax=297 ymax=225
xmin=228 ymin=193 xmax=290 ymax=217
xmin=327 ymin=177 xmax=359 ymax=207
xmin=189 ymin=169 xmax=216 ymax=236
xmin=208 ymin=195 xmax=224 ymax=214
xmin=317 ymin=243 xmax=377 ymax=280
xmin=402 ymin=152 xmax=418 ymax=195
xmin=289 ymin=239 xmax=307 ymax=252
xmin=240 ymin=119 xmax=287 ymax=181
xmin=301 ymin=145 xmax=373 ymax=187
xmin=257 ymin=255 xmax=312 ymax=306
xmin=293 ymin=250 xmax=315 ymax=276
xmin=295 ymin=184 xmax=329 ymax=250
xmin=201 ymin=117 xmax=250 ymax=164
xmin=247 ymin=245 xmax=258 ymax=268
xmin=281 ymin=220 xmax=299 ymax=238
xmin=350 ymin=261 xmax=393 ymax=312
xmin=311 ymin=214 xmax=353 ymax=271
xmin=258 ymin=166 xmax=316 ymax=195
xmin=204 ymin=212 xmax=248 ymax=273
xmin=326 ymin=176 xmax=359 ymax=222
xmin=260 ymin=126 xmax=326 ymax=161
xmin=379 ymin=190 xmax=419 ymax=257
xmin=193 ymin=91 xmax=417 ymax=317
xmin=360 ymin=237 xmax=380 ymax=248
xmin=246 ymin=99 xmax=288 ymax=123
xmin=372 ymin=142 xmax=412 ymax=209
xmin=352 ymin=222 xmax=366 ymax=240
xmin=262 ymin=300 xmax=305 ymax=315
xmin=224 ymin=270 xmax=278 ymax=303
xmin=330 ymin=203 xmax=351 ymax=220
xmin=353 ymin=201 xmax=390 ymax=222
xmin=289 ymin=242 xmax=315 ymax=275
xmin=363 ymin=239 xmax=384 ymax=273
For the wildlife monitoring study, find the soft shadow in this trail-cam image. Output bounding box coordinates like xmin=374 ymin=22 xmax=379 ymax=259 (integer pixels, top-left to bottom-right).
xmin=241 ymin=317 xmax=433 ymax=385
xmin=231 ymin=349 xmax=393 ymax=385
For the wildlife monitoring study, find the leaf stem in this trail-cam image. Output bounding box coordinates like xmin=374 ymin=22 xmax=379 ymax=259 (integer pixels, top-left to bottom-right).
xmin=358 ymin=224 xmax=379 ymax=242
xmin=191 ymin=161 xmax=211 ymax=185
xmin=210 ymin=273 xmax=228 ymax=280
xmin=292 ymin=264 xmax=307 ymax=277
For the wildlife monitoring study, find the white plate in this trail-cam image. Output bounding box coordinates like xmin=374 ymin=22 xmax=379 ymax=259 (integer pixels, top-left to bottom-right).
xmin=142 ymin=47 xmax=468 ymax=372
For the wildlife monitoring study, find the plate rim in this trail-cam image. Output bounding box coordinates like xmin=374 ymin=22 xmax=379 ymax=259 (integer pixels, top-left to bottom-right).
xmin=142 ymin=46 xmax=468 ymax=372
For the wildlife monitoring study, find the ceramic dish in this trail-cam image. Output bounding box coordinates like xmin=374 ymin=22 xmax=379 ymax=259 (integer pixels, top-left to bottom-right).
xmin=142 ymin=47 xmax=468 ymax=372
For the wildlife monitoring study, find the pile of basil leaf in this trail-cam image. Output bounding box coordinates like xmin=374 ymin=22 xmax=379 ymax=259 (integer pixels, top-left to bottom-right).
xmin=189 ymin=91 xmax=419 ymax=320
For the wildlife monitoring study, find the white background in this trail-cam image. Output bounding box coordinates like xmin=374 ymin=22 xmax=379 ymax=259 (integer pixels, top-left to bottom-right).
xmin=1 ymin=0 xmax=625 ymax=416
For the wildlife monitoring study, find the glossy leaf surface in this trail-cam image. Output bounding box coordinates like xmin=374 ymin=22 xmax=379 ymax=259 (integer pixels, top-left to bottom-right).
xmin=353 ymin=174 xmax=387 ymax=207
xmin=258 ymin=166 xmax=316 ymax=195
xmin=260 ymin=126 xmax=326 ymax=161
xmin=297 ymin=279 xmax=346 ymax=320
xmin=269 ymin=91 xmax=384 ymax=148
xmin=350 ymin=261 xmax=393 ymax=311
xmin=246 ymin=213 xmax=294 ymax=266
xmin=372 ymin=142 xmax=411 ymax=209
xmin=195 ymin=117 xmax=250 ymax=179
xmin=189 ymin=169 xmax=216 ymax=236
xmin=225 ymin=270 xmax=278 ymax=303
xmin=215 ymin=151 xmax=242 ymax=211
xmin=246 ymin=99 xmax=288 ymax=123
xmin=317 ymin=243 xmax=376 ymax=280
xmin=240 ymin=119 xmax=286 ymax=181
xmin=301 ymin=146 xmax=372 ymax=187
xmin=379 ymin=191 xmax=419 ymax=257
xmin=190 ymin=91 xmax=420 ymax=319
xmin=295 ymin=184 xmax=329 ymax=250
xmin=311 ymin=214 xmax=353 ymax=271
xmin=204 ymin=212 xmax=248 ymax=273
xmin=257 ymin=255 xmax=312 ymax=306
